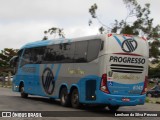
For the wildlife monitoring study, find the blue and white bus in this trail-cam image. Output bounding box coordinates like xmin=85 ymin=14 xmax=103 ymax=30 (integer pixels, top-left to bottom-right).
xmin=10 ymin=34 xmax=148 ymax=111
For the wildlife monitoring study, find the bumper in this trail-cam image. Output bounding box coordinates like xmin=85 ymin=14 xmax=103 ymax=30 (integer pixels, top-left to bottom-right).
xmin=96 ymin=91 xmax=146 ymax=106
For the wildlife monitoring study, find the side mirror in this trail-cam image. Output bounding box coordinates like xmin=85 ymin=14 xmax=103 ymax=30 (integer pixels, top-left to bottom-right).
xmin=9 ymin=56 xmax=18 ymax=67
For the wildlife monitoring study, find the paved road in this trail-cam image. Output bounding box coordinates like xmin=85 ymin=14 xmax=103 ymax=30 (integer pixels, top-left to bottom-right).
xmin=0 ymin=87 xmax=159 ymax=120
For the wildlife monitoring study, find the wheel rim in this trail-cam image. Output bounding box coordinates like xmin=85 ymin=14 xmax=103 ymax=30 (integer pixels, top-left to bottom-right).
xmin=72 ymin=91 xmax=78 ymax=105
xmin=21 ymin=86 xmax=24 ymax=93
xmin=61 ymin=93 xmax=67 ymax=104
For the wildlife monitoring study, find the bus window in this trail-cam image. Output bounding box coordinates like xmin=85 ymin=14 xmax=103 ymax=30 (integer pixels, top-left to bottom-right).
xmin=20 ymin=48 xmax=32 ymax=67
xmin=87 ymin=39 xmax=101 ymax=62
xmin=74 ymin=41 xmax=88 ymax=63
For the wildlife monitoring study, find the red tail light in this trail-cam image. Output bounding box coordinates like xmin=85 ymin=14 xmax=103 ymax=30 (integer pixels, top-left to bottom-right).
xmin=100 ymin=74 xmax=110 ymax=94
xmin=107 ymin=34 xmax=112 ymax=37
xmin=141 ymin=76 xmax=148 ymax=95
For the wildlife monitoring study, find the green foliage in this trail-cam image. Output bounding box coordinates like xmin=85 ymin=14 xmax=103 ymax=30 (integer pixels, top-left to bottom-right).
xmin=43 ymin=27 xmax=65 ymax=40
xmin=149 ymin=41 xmax=160 ymax=58
xmin=88 ymin=0 xmax=160 ymax=39
xmin=0 ymin=48 xmax=18 ymax=69
xmin=149 ymin=64 xmax=160 ymax=78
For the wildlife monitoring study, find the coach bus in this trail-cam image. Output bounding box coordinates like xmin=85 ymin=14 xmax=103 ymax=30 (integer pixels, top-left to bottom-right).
xmin=10 ymin=34 xmax=148 ymax=111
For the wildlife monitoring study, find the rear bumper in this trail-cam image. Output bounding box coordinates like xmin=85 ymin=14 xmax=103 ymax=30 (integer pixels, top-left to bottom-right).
xmin=97 ymin=91 xmax=146 ymax=106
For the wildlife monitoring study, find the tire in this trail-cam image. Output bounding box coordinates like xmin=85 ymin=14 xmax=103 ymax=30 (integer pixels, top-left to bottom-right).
xmin=71 ymin=89 xmax=81 ymax=108
xmin=108 ymin=105 xmax=119 ymax=112
xmin=20 ymin=84 xmax=28 ymax=98
xmin=60 ymin=87 xmax=70 ymax=107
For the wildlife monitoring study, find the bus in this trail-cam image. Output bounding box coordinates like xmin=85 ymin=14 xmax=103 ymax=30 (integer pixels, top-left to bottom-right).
xmin=10 ymin=34 xmax=148 ymax=111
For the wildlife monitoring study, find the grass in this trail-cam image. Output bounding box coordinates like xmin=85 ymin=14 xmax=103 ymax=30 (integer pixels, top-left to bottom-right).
xmin=146 ymin=97 xmax=160 ymax=104
xmin=147 ymin=82 xmax=156 ymax=90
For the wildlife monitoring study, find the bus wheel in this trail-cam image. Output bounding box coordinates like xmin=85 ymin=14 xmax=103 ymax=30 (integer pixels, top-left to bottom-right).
xmin=20 ymin=84 xmax=28 ymax=98
xmin=71 ymin=89 xmax=80 ymax=108
xmin=108 ymin=105 xmax=119 ymax=112
xmin=60 ymin=87 xmax=70 ymax=107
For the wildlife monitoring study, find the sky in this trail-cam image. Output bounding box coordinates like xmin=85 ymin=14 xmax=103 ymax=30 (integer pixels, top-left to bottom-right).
xmin=0 ymin=0 xmax=159 ymax=50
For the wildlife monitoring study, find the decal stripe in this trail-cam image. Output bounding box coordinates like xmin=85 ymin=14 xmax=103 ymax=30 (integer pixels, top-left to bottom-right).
xmin=111 ymin=64 xmax=144 ymax=68
xmin=111 ymin=67 xmax=143 ymax=71
xmin=111 ymin=70 xmax=142 ymax=73
xmin=113 ymin=36 xmax=122 ymax=46
xmin=51 ymin=64 xmax=54 ymax=70
xmin=122 ymin=36 xmax=127 ymax=40
xmin=55 ymin=64 xmax=62 ymax=80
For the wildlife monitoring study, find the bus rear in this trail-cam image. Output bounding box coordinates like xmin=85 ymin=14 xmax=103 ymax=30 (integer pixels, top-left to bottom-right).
xmin=99 ymin=34 xmax=148 ymax=108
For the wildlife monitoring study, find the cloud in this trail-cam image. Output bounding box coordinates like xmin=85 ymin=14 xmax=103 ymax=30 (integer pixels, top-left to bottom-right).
xmin=0 ymin=0 xmax=159 ymax=50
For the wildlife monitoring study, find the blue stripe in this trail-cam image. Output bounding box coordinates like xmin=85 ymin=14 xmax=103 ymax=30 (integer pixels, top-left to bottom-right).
xmin=122 ymin=36 xmax=127 ymax=40
xmin=51 ymin=64 xmax=54 ymax=70
xmin=55 ymin=64 xmax=62 ymax=81
xmin=113 ymin=36 xmax=122 ymax=46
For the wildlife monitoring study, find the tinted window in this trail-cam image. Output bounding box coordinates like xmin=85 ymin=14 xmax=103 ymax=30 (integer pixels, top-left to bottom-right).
xmin=87 ymin=39 xmax=101 ymax=62
xmin=61 ymin=43 xmax=75 ymax=63
xmin=20 ymin=48 xmax=32 ymax=66
xmin=74 ymin=41 xmax=88 ymax=63
xmin=20 ymin=39 xmax=101 ymax=65
xmin=32 ymin=47 xmax=45 ymax=64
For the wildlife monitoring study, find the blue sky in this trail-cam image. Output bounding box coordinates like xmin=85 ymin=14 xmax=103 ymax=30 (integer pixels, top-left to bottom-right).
xmin=0 ymin=0 xmax=159 ymax=50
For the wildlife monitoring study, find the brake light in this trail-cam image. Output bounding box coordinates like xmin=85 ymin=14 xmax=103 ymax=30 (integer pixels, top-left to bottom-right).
xmin=108 ymin=34 xmax=112 ymax=37
xmin=141 ymin=76 xmax=148 ymax=95
xmin=100 ymin=74 xmax=110 ymax=94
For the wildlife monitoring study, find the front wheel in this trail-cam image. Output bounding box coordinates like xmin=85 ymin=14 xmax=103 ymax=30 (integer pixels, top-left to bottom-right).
xmin=108 ymin=105 xmax=119 ymax=112
xmin=20 ymin=84 xmax=28 ymax=98
xmin=71 ymin=89 xmax=81 ymax=108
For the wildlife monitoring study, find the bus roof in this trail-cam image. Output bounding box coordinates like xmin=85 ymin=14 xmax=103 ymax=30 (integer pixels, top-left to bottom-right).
xmin=20 ymin=34 xmax=147 ymax=50
xmin=20 ymin=34 xmax=103 ymax=49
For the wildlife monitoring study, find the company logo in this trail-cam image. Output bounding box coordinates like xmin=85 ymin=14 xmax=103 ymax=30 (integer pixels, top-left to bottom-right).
xmin=2 ymin=112 xmax=11 ymax=117
xmin=42 ymin=68 xmax=55 ymax=95
xmin=121 ymin=39 xmax=137 ymax=53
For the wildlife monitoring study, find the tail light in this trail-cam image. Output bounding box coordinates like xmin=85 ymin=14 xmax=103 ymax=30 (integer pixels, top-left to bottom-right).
xmin=141 ymin=76 xmax=148 ymax=95
xmin=100 ymin=74 xmax=110 ymax=94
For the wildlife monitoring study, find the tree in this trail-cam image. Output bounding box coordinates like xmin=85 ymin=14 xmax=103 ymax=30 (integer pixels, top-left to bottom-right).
xmin=43 ymin=27 xmax=65 ymax=40
xmin=0 ymin=48 xmax=18 ymax=73
xmin=88 ymin=0 xmax=160 ymax=40
xmin=149 ymin=41 xmax=160 ymax=58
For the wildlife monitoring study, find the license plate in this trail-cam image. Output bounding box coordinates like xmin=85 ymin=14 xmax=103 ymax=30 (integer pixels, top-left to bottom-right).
xmin=122 ymin=98 xmax=130 ymax=102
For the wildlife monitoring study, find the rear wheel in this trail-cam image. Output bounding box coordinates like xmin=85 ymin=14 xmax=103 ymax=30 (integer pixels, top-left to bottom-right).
xmin=20 ymin=84 xmax=28 ymax=98
xmin=60 ymin=87 xmax=70 ymax=107
xmin=71 ymin=89 xmax=81 ymax=108
xmin=108 ymin=105 xmax=119 ymax=112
